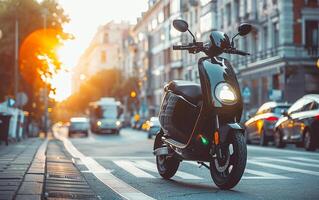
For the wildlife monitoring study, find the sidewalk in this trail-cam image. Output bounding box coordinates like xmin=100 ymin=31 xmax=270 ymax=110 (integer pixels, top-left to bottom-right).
xmin=0 ymin=136 xmax=99 ymax=200
xmin=0 ymin=138 xmax=45 ymax=200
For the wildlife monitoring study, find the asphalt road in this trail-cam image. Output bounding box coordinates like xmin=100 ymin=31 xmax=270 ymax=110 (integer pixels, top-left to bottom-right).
xmin=54 ymin=126 xmax=319 ymax=200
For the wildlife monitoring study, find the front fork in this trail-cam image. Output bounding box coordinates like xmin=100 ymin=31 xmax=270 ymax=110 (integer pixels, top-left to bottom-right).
xmin=210 ymin=115 xmax=232 ymax=162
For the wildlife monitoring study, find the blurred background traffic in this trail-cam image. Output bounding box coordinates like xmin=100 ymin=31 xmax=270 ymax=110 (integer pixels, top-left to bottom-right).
xmin=0 ymin=0 xmax=318 ymax=151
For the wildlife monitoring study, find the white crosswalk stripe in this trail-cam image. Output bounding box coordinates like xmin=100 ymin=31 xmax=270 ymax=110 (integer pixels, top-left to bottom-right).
xmin=135 ymin=160 xmax=203 ymax=180
xmin=111 ymin=157 xmax=319 ymax=181
xmin=184 ymin=161 xmax=290 ymax=180
xmin=243 ymin=169 xmax=291 ymax=179
xmin=255 ymin=157 xmax=319 ymax=168
xmin=248 ymin=160 xmax=319 ymax=176
xmin=114 ymin=160 xmax=155 ymax=178
xmin=287 ymin=157 xmax=319 ymax=164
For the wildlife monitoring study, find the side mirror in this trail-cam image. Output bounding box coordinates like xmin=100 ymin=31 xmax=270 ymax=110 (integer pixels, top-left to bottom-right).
xmin=238 ymin=23 xmax=252 ymax=36
xmin=173 ymin=19 xmax=189 ymax=32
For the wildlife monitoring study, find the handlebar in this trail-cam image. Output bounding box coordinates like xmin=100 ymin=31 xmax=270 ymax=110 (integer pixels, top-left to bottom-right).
xmin=173 ymin=43 xmax=250 ymax=56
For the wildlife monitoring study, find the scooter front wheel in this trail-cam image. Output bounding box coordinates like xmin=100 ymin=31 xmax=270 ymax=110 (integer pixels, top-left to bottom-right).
xmin=154 ymin=132 xmax=180 ymax=179
xmin=210 ymin=131 xmax=247 ymax=190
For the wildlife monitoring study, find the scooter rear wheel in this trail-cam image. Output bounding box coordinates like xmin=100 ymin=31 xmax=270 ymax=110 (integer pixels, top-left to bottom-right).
xmin=210 ymin=131 xmax=247 ymax=190
xmin=154 ymin=132 xmax=180 ymax=179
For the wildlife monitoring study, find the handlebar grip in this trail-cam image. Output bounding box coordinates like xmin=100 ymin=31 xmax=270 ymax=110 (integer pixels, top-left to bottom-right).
xmin=173 ymin=45 xmax=182 ymax=50
xmin=172 ymin=45 xmax=191 ymax=50
xmin=235 ymin=50 xmax=250 ymax=56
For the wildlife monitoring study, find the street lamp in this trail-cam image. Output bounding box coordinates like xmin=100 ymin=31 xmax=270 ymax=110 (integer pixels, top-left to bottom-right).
xmin=42 ymin=8 xmax=49 ymax=136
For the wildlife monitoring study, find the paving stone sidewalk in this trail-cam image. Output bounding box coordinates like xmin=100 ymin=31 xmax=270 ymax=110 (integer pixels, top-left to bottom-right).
xmin=0 ymin=138 xmax=45 ymax=200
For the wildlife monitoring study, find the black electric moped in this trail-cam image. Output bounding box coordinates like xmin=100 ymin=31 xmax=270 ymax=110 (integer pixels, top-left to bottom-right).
xmin=153 ymin=19 xmax=252 ymax=189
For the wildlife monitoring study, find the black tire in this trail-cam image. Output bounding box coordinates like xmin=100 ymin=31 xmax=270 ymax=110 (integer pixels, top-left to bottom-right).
xmin=154 ymin=132 xmax=180 ymax=179
xmin=274 ymin=129 xmax=286 ymax=148
xmin=210 ymin=132 xmax=247 ymax=190
xmin=304 ymin=129 xmax=316 ymax=151
xmin=259 ymin=129 xmax=268 ymax=146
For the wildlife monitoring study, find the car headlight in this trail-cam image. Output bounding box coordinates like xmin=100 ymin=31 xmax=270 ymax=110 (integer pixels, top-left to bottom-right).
xmin=116 ymin=121 xmax=121 ymax=127
xmin=97 ymin=121 xmax=102 ymax=126
xmin=215 ymin=82 xmax=237 ymax=105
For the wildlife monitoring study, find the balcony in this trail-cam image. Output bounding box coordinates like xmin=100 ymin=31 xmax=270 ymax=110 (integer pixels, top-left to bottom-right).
xmin=231 ymin=45 xmax=318 ymax=70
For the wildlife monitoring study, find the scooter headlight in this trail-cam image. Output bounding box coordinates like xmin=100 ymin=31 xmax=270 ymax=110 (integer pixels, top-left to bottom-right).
xmin=215 ymin=83 xmax=237 ymax=105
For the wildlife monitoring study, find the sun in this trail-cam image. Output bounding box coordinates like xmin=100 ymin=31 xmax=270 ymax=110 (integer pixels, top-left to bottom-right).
xmin=49 ymin=45 xmax=73 ymax=102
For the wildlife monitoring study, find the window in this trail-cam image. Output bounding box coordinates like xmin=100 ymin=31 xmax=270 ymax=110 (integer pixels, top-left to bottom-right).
xmin=171 ymin=0 xmax=180 ymax=14
xmin=158 ymin=12 xmax=164 ymax=23
xmin=220 ymin=9 xmax=224 ymax=28
xmin=305 ymin=20 xmax=318 ymax=48
xmin=251 ymin=30 xmax=258 ymax=53
xmin=273 ymin=22 xmax=279 ymax=47
xmin=100 ymin=51 xmax=106 ymax=63
xmin=234 ymin=0 xmax=240 ymax=22
xmin=200 ymin=12 xmax=213 ymax=33
xmin=288 ymin=98 xmax=312 ymax=114
xmin=103 ymin=33 xmax=108 ymax=43
xmin=263 ymin=26 xmax=268 ymax=50
xmin=272 ymin=74 xmax=280 ymax=89
xmin=226 ymin=3 xmax=231 ymax=26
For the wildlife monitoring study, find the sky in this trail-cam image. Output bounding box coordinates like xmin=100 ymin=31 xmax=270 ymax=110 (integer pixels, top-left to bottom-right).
xmin=51 ymin=0 xmax=148 ymax=101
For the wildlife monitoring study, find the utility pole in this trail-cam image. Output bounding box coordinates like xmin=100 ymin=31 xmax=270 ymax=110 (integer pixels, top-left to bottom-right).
xmin=42 ymin=8 xmax=48 ymax=137
xmin=14 ymin=19 xmax=19 ymax=102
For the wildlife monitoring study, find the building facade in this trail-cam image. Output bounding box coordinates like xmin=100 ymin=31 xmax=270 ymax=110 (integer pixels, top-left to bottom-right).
xmin=212 ymin=0 xmax=319 ymax=110
xmin=72 ymin=21 xmax=131 ymax=92
xmin=126 ymin=0 xmax=319 ymax=117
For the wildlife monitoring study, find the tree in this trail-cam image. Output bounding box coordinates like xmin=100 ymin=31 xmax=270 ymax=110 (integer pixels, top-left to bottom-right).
xmin=0 ymin=0 xmax=69 ymax=119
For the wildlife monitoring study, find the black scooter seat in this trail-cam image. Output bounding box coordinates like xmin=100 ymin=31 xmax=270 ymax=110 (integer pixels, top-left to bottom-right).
xmin=165 ymin=80 xmax=202 ymax=105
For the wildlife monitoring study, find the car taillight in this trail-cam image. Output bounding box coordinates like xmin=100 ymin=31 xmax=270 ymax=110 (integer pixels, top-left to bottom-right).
xmin=265 ymin=116 xmax=278 ymax=121
xmin=315 ymin=115 xmax=319 ymax=120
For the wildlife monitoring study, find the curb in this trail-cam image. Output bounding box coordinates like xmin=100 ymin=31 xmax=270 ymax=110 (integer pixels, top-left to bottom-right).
xmin=15 ymin=139 xmax=48 ymax=200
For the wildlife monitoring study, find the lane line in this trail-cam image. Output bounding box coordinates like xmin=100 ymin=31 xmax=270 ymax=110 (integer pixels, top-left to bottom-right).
xmin=114 ymin=160 xmax=155 ymax=178
xmin=255 ymin=157 xmax=319 ymax=168
xmin=248 ymin=160 xmax=319 ymax=176
xmin=287 ymin=157 xmax=319 ymax=164
xmin=135 ymin=160 xmax=203 ymax=180
xmin=53 ymin=126 xmax=155 ymax=200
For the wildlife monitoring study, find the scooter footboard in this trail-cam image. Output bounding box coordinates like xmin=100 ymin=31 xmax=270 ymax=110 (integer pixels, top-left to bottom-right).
xmin=219 ymin=123 xmax=244 ymax=143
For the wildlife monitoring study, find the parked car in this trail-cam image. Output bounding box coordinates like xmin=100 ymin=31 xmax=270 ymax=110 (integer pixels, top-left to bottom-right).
xmin=274 ymin=94 xmax=319 ymax=151
xmin=245 ymin=102 xmax=291 ymax=146
xmin=68 ymin=117 xmax=89 ymax=137
xmin=147 ymin=117 xmax=160 ymax=139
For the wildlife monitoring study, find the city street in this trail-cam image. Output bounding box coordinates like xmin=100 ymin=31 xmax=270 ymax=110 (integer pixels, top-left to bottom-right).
xmin=53 ymin=126 xmax=319 ymax=200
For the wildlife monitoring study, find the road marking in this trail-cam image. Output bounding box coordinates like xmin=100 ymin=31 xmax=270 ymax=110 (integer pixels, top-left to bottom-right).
xmin=53 ymin=126 xmax=155 ymax=200
xmin=255 ymin=157 xmax=319 ymax=168
xmin=247 ymin=145 xmax=319 ymax=156
xmin=248 ymin=160 xmax=319 ymax=176
xmin=184 ymin=161 xmax=290 ymax=180
xmin=114 ymin=160 xmax=155 ymax=178
xmin=287 ymin=157 xmax=319 ymax=164
xmin=135 ymin=160 xmax=203 ymax=180
xmin=243 ymin=169 xmax=291 ymax=179
xmin=93 ymin=156 xmax=154 ymax=160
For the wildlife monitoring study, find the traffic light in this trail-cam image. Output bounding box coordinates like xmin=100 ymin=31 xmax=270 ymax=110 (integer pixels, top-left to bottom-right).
xmin=130 ymin=91 xmax=137 ymax=98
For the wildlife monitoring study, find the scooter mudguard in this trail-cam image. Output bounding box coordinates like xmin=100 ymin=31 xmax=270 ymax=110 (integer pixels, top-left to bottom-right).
xmin=219 ymin=123 xmax=244 ymax=143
